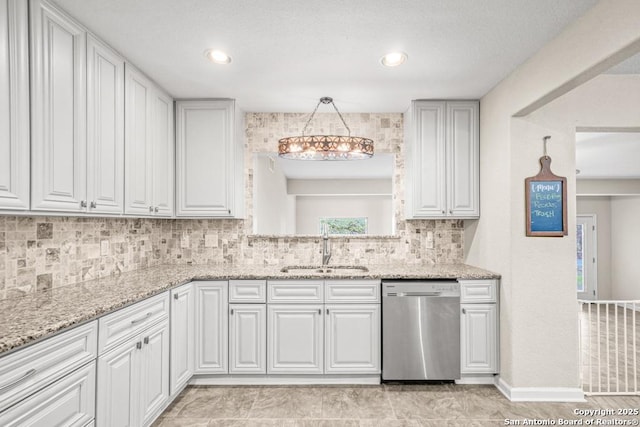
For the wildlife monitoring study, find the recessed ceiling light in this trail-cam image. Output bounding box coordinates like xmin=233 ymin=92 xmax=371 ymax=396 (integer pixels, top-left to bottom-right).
xmin=381 ymin=52 xmax=407 ymax=67
xmin=204 ymin=49 xmax=232 ymax=64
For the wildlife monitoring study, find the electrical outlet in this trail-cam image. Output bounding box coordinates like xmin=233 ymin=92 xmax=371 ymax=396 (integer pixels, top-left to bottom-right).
xmin=181 ymin=232 xmax=190 ymax=248
xmin=100 ymin=240 xmax=110 ymax=256
xmin=426 ymin=231 xmax=434 ymax=249
xmin=205 ymin=233 xmax=218 ymax=248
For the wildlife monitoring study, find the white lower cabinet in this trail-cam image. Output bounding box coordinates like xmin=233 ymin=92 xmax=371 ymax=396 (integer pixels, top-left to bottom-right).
xmin=267 ymin=304 xmax=324 ymax=374
xmin=0 ymin=362 xmax=96 ymax=427
xmin=97 ymin=319 xmax=170 ymax=427
xmin=325 ymin=304 xmax=380 ymax=374
xmin=194 ymin=281 xmax=228 ymax=374
xmin=460 ymin=304 xmax=498 ymax=374
xmin=459 ymin=279 xmax=499 ymax=376
xmin=229 ymin=304 xmax=266 ymax=374
xmin=170 ymin=283 xmax=194 ymax=396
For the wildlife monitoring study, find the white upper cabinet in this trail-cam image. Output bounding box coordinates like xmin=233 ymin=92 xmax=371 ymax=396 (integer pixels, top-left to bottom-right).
xmin=30 ymin=0 xmax=87 ymax=212
xmin=86 ymin=34 xmax=125 ymax=214
xmin=405 ymin=100 xmax=479 ymax=219
xmin=124 ymin=64 xmax=174 ymax=217
xmin=0 ymin=0 xmax=29 ymax=211
xmin=175 ymin=99 xmax=244 ymax=217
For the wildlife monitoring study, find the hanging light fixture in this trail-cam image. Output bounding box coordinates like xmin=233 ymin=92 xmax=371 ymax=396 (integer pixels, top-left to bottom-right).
xmin=278 ymin=97 xmax=374 ymax=160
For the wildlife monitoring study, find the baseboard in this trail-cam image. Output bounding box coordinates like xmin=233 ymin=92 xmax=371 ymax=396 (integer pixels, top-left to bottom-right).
xmin=190 ymin=374 xmax=381 ymax=385
xmin=455 ymin=375 xmax=497 ymax=385
xmin=497 ymin=377 xmax=585 ymax=402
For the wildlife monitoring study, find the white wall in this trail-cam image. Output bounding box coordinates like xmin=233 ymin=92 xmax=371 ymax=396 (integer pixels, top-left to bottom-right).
xmin=465 ymin=0 xmax=640 ymax=395
xmin=577 ymin=197 xmax=612 ymax=299
xmin=295 ymin=195 xmax=393 ymax=235
xmin=254 ymin=155 xmax=295 ymax=234
xmin=610 ymin=196 xmax=640 ymax=299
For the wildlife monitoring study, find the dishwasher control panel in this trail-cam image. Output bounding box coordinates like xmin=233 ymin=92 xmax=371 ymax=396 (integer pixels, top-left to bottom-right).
xmin=382 ymin=281 xmax=460 ymax=297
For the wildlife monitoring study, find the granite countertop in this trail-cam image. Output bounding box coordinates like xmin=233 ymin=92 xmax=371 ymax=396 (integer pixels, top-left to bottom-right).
xmin=0 ymin=263 xmax=499 ymax=356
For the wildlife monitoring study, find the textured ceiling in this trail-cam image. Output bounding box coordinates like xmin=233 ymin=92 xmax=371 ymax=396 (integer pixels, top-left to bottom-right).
xmin=55 ymin=0 xmax=599 ymax=112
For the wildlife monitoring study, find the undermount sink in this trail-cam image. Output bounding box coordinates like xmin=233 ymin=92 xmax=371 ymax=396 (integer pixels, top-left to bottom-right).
xmin=280 ymin=265 xmax=369 ymax=274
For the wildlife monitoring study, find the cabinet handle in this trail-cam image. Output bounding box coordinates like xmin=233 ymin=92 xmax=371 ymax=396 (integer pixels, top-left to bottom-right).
xmin=80 ymin=200 xmax=87 ymax=208
xmin=149 ymin=206 xmax=154 ymax=212
xmin=0 ymin=369 xmax=37 ymax=392
xmin=326 ymin=308 xmax=329 ymax=315
xmin=230 ymin=308 xmax=234 ymax=315
xmin=130 ymin=312 xmax=152 ymax=325
xmin=318 ymin=309 xmax=321 ymax=315
xmin=228 ymin=209 xmax=231 ymax=215
xmin=144 ymin=337 xmax=149 ymax=345
xmin=441 ymin=210 xmax=445 ymax=214
xmin=136 ymin=341 xmax=142 ymax=350
xmin=90 ymin=201 xmax=97 ymax=209
xmin=462 ymin=308 xmax=466 ymax=314
xmin=154 ymin=207 xmax=159 ymax=213
xmin=173 ymin=294 xmax=179 ymax=300
xmin=449 ymin=209 xmax=453 ymax=214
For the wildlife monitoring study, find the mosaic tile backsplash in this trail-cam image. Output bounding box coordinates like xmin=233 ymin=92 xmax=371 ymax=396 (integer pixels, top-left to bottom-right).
xmin=0 ymin=113 xmax=464 ymax=299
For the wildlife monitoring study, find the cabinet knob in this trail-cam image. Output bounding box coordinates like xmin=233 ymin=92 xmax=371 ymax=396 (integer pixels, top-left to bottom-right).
xmin=136 ymin=341 xmax=142 ymax=350
xmin=173 ymin=294 xmax=179 ymax=300
xmin=449 ymin=209 xmax=453 ymax=214
xmin=154 ymin=207 xmax=159 ymax=213
xmin=80 ymin=200 xmax=87 ymax=208
xmin=230 ymin=308 xmax=234 ymax=315
xmin=462 ymin=308 xmax=466 ymax=314
xmin=441 ymin=210 xmax=445 ymax=214
xmin=149 ymin=206 xmax=154 ymax=212
xmin=228 ymin=209 xmax=231 ymax=215
xmin=90 ymin=201 xmax=97 ymax=209
xmin=318 ymin=309 xmax=322 ymax=315
xmin=143 ymin=337 xmax=149 ymax=345
xmin=326 ymin=308 xmax=329 ymax=315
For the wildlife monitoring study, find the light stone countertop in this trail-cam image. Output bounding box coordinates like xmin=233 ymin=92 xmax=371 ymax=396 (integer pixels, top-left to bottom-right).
xmin=0 ymin=263 xmax=499 ymax=356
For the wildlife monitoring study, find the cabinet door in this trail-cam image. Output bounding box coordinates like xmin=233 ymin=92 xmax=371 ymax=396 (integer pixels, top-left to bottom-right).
xmin=30 ymin=0 xmax=86 ymax=212
xmin=406 ymin=101 xmax=446 ymax=218
xmin=175 ymin=100 xmax=235 ymax=217
xmin=86 ymin=34 xmax=124 ymax=214
xmin=150 ymin=88 xmax=174 ymax=217
xmin=124 ymin=64 xmax=153 ymax=215
xmin=0 ymin=362 xmax=95 ymax=427
xmin=229 ymin=304 xmax=266 ymax=374
xmin=267 ymin=304 xmax=323 ymax=374
xmin=325 ymin=304 xmax=380 ymax=374
xmin=97 ymin=339 xmax=139 ymax=427
xmin=461 ymin=304 xmax=497 ymax=374
xmin=446 ymin=101 xmax=479 ymax=217
xmin=194 ymin=282 xmax=228 ymax=373
xmin=139 ymin=320 xmax=170 ymax=427
xmin=0 ymin=0 xmax=29 ymax=211
xmin=170 ymin=284 xmax=194 ymax=396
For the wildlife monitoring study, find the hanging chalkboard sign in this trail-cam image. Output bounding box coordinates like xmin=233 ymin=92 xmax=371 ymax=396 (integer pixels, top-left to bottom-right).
xmin=525 ymin=156 xmax=567 ymax=237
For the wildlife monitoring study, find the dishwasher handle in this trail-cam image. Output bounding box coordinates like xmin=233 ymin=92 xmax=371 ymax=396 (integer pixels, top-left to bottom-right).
xmin=385 ymin=291 xmax=442 ymax=297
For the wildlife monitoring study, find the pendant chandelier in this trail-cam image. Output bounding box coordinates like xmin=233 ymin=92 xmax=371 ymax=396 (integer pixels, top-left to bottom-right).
xmin=278 ymin=97 xmax=374 ymax=160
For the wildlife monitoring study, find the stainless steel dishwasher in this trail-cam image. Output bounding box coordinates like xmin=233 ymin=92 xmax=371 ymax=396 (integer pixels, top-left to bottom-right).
xmin=382 ymin=280 xmax=460 ymax=381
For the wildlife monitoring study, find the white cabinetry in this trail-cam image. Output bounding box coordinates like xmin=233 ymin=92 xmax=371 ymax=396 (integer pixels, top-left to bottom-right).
xmin=325 ymin=304 xmax=380 ymax=374
xmin=170 ymin=283 xmax=194 ymax=396
xmin=97 ymin=295 xmax=170 ymax=427
xmin=194 ymin=281 xmax=228 ymax=373
xmin=30 ymin=0 xmax=86 ymax=212
xmin=86 ymin=34 xmax=125 ymax=214
xmin=124 ymin=63 xmax=174 ymax=217
xmin=229 ymin=304 xmax=266 ymax=374
xmin=405 ymin=100 xmax=479 ymax=219
xmin=459 ymin=279 xmax=499 ymax=376
xmin=175 ymin=100 xmax=244 ymax=218
xmin=0 ymin=0 xmax=29 ymax=211
xmin=267 ymin=304 xmax=324 ymax=374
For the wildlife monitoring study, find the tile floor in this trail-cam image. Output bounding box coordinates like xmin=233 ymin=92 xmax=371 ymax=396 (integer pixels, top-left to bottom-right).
xmin=152 ymin=383 xmax=640 ymax=426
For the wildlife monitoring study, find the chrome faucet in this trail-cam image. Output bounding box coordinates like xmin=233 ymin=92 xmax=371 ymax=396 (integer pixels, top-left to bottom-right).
xmin=321 ymin=224 xmax=332 ymax=267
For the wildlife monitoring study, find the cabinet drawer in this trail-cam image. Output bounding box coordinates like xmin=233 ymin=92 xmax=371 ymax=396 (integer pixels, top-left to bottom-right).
xmin=0 ymin=361 xmax=96 ymax=427
xmin=325 ymin=280 xmax=380 ymax=303
xmin=0 ymin=321 xmax=97 ymax=412
xmin=459 ymin=280 xmax=497 ymax=303
xmin=267 ymin=280 xmax=324 ymax=303
xmin=229 ymin=280 xmax=266 ymax=303
xmin=98 ymin=292 xmax=169 ymax=354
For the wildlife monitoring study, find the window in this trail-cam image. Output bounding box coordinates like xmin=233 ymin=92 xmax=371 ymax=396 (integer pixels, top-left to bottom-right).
xmin=320 ymin=217 xmax=368 ymax=235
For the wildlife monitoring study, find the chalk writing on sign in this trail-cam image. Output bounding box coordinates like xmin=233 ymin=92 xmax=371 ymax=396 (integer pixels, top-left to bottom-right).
xmin=529 ymin=180 xmax=563 ymax=232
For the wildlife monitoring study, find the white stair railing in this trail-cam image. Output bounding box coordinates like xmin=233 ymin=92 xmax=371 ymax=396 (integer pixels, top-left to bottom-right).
xmin=578 ymin=300 xmax=639 ymax=395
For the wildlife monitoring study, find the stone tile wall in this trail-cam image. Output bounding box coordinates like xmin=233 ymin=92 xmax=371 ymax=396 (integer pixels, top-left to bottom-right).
xmin=0 ymin=113 xmax=465 ymax=299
